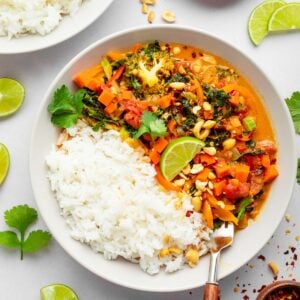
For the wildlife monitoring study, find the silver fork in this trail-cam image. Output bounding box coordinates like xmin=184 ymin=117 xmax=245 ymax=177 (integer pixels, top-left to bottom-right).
xmin=203 ymin=223 xmax=234 ymax=300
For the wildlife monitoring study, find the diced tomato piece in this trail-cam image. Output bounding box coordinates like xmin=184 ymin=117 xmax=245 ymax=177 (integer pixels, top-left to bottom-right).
xmin=223 ymin=181 xmax=250 ymax=202
xmin=256 ymin=140 xmax=277 ymax=155
xmin=124 ymin=112 xmax=141 ymax=129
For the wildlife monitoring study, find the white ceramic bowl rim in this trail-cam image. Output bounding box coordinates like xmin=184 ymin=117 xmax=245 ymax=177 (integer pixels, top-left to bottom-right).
xmin=30 ymin=25 xmax=297 ymax=292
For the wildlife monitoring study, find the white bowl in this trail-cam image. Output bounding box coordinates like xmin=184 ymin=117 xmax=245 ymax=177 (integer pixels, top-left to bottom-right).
xmin=0 ymin=0 xmax=113 ymax=54
xmin=30 ymin=25 xmax=296 ymax=292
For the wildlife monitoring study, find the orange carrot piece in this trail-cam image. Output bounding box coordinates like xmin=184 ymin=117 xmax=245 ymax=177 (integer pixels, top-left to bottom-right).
xmin=106 ymin=51 xmax=126 ymax=61
xmin=153 ymin=138 xmax=168 ymax=154
xmin=199 ymin=154 xmax=216 ymax=165
xmin=261 ymin=154 xmax=270 ymax=168
xmin=149 ymin=149 xmax=161 ymax=165
xmin=206 ymin=193 xmax=235 ymax=211
xmin=156 ymin=94 xmax=172 ymax=108
xmin=213 ymin=180 xmax=226 ymax=197
xmin=155 ymin=166 xmax=180 ymax=192
xmin=104 ymin=102 xmax=118 ymax=115
xmin=213 ymin=206 xmax=239 ymax=225
xmin=215 ymin=165 xmax=231 ymax=178
xmin=73 ymin=65 xmax=103 ymax=88
xmin=196 ymin=168 xmax=211 ymax=181
xmin=132 ymin=43 xmax=143 ymax=53
xmin=203 ymin=110 xmax=213 ymax=120
xmin=264 ymin=165 xmax=279 ymax=183
xmin=234 ymin=164 xmax=250 ymax=183
xmin=121 ymin=90 xmax=133 ymax=100
xmin=98 ymin=89 xmax=115 ymax=106
xmin=203 ymin=201 xmax=214 ymax=229
xmin=167 ymin=119 xmax=177 ymax=133
xmin=194 ymin=79 xmax=204 ymax=101
xmin=106 ymin=65 xmax=125 ymax=87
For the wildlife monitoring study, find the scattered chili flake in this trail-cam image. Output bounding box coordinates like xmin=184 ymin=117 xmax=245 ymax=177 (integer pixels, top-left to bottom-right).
xmin=191 ymin=52 xmax=196 ymax=58
xmin=243 ymin=295 xmax=249 ymax=300
xmin=284 ymin=250 xmax=289 ymax=255
xmin=241 ymin=289 xmax=247 ymax=293
xmin=257 ymin=285 xmax=267 ymax=293
xmin=189 ymin=291 xmax=192 ymax=295
xmin=253 ymin=288 xmax=257 ymax=293
xmin=293 ymin=254 xmax=298 ymax=261
xmin=291 ymin=247 xmax=296 ymax=253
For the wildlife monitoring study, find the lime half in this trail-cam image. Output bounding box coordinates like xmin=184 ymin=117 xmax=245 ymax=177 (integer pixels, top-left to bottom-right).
xmin=40 ymin=284 xmax=79 ymax=300
xmin=0 ymin=143 xmax=10 ymax=185
xmin=248 ymin=0 xmax=286 ymax=45
xmin=160 ymin=137 xmax=205 ymax=181
xmin=0 ymin=77 xmax=25 ymax=117
xmin=269 ymin=3 xmax=300 ymax=31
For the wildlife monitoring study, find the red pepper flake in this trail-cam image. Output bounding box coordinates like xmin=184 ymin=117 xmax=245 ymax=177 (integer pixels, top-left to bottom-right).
xmin=241 ymin=289 xmax=247 ymax=293
xmin=291 ymin=247 xmax=296 ymax=253
xmin=253 ymin=289 xmax=257 ymax=293
xmin=258 ymin=254 xmax=266 ymax=261
xmin=185 ymin=211 xmax=193 ymax=217
xmin=284 ymin=250 xmax=289 ymax=255
xmin=189 ymin=291 xmax=192 ymax=295
xmin=243 ymin=296 xmax=249 ymax=300
xmin=257 ymin=285 xmax=267 ymax=293
xmin=293 ymin=254 xmax=298 ymax=261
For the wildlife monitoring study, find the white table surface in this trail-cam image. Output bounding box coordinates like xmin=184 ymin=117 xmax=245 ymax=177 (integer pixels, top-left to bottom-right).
xmin=0 ymin=0 xmax=300 ymax=299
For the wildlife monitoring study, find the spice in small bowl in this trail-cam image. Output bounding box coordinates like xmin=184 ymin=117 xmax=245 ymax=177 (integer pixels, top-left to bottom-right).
xmin=256 ymin=280 xmax=300 ymax=300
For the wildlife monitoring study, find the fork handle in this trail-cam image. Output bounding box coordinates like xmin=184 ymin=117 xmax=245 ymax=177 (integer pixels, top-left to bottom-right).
xmin=203 ymin=283 xmax=220 ymax=300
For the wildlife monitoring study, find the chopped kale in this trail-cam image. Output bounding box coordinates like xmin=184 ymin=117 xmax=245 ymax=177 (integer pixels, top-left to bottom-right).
xmin=205 ymin=129 xmax=230 ymax=148
xmin=213 ymin=219 xmax=224 ymax=230
xmin=246 ymin=139 xmax=256 ymax=149
xmin=130 ymin=75 xmax=141 ymax=90
xmin=124 ymin=123 xmax=137 ymax=137
xmin=168 ymin=73 xmax=190 ymax=83
xmin=144 ymin=41 xmax=161 ymax=58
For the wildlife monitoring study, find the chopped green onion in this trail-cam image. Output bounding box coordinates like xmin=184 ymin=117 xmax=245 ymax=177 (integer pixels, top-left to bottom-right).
xmin=242 ymin=116 xmax=256 ymax=132
xmin=236 ymin=197 xmax=253 ymax=221
xmin=101 ymin=57 xmax=112 ymax=79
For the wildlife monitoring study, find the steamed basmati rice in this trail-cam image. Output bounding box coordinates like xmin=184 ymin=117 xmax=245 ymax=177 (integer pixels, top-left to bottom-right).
xmin=46 ymin=122 xmax=211 ymax=274
xmin=0 ymin=0 xmax=85 ymax=38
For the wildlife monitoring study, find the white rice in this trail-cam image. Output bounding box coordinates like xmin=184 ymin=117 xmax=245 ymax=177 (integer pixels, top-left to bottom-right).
xmin=46 ymin=122 xmax=211 ymax=275
xmin=0 ymin=0 xmax=85 ymax=38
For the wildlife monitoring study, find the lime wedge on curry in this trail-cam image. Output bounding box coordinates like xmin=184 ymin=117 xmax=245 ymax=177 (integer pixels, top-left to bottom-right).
xmin=160 ymin=137 xmax=205 ymax=181
xmin=40 ymin=284 xmax=79 ymax=300
xmin=268 ymin=3 xmax=300 ymax=31
xmin=0 ymin=143 xmax=10 ymax=185
xmin=248 ymin=0 xmax=286 ymax=45
xmin=0 ymin=77 xmax=25 ymax=117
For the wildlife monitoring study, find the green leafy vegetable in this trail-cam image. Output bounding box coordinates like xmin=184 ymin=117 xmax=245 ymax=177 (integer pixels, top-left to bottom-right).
xmin=101 ymin=57 xmax=112 ymax=79
xmin=236 ymin=198 xmax=253 ymax=221
xmin=285 ymin=91 xmax=300 ymax=133
xmin=144 ymin=41 xmax=161 ymax=58
xmin=134 ymin=111 xmax=167 ymax=139
xmin=297 ymin=158 xmax=300 ymax=184
xmin=48 ymin=85 xmax=86 ymax=128
xmin=130 ymin=75 xmax=141 ymax=90
xmin=0 ymin=205 xmax=51 ymax=260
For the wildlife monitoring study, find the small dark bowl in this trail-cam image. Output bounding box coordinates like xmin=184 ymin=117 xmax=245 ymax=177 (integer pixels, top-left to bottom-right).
xmin=256 ymin=280 xmax=300 ymax=300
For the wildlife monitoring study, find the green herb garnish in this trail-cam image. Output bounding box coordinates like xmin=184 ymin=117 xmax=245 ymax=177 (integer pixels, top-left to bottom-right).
xmin=134 ymin=111 xmax=167 ymax=140
xmin=0 ymin=205 xmax=51 ymax=260
xmin=236 ymin=198 xmax=253 ymax=221
xmin=285 ymin=91 xmax=300 ymax=133
xmin=48 ymin=85 xmax=86 ymax=128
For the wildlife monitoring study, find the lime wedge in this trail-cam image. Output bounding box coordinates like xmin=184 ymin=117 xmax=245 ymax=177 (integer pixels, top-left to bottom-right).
xmin=160 ymin=137 xmax=205 ymax=181
xmin=248 ymin=0 xmax=286 ymax=45
xmin=0 ymin=143 xmax=10 ymax=185
xmin=0 ymin=77 xmax=25 ymax=117
xmin=269 ymin=3 xmax=300 ymax=31
xmin=40 ymin=284 xmax=79 ymax=300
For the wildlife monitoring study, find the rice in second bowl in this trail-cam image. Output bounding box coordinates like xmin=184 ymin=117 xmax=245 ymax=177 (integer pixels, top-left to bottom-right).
xmin=46 ymin=122 xmax=211 ymax=274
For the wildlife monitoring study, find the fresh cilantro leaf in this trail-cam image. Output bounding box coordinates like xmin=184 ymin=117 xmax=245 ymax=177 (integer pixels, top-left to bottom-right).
xmin=48 ymin=85 xmax=86 ymax=128
xmin=23 ymin=230 xmax=52 ymax=253
xmin=0 ymin=231 xmax=20 ymax=249
xmin=285 ymin=91 xmax=300 ymax=133
xmin=297 ymin=158 xmax=300 ymax=184
xmin=4 ymin=205 xmax=37 ymax=236
xmin=133 ymin=111 xmax=167 ymax=140
xmin=0 ymin=205 xmax=51 ymax=260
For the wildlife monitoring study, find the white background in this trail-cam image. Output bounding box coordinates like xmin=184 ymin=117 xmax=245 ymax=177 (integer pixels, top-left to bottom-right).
xmin=0 ymin=0 xmax=299 ymax=299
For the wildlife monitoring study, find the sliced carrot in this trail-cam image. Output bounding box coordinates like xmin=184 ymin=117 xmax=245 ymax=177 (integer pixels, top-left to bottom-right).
xmin=167 ymin=119 xmax=177 ymax=133
xmin=98 ymin=89 xmax=115 ymax=106
xmin=155 ymin=166 xmax=180 ymax=192
xmin=203 ymin=200 xmax=214 ymax=229
xmin=213 ymin=180 xmax=226 ymax=197
xmin=203 ymin=110 xmax=213 ymax=120
xmin=106 ymin=65 xmax=125 ymax=87
xmin=234 ymin=164 xmax=250 ymax=183
xmin=132 ymin=43 xmax=143 ymax=53
xmin=261 ymin=154 xmax=270 ymax=168
xmin=194 ymin=79 xmax=204 ymax=101
xmin=206 ymin=193 xmax=235 ymax=211
xmin=199 ymin=154 xmax=216 ymax=165
xmin=156 ymin=94 xmax=172 ymax=108
xmin=106 ymin=51 xmax=126 ymax=61
xmin=104 ymin=102 xmax=118 ymax=115
xmin=153 ymin=137 xmax=168 ymax=154
xmin=213 ymin=206 xmax=239 ymax=225
xmin=196 ymin=168 xmax=210 ymax=181
xmin=73 ymin=64 xmax=103 ymax=89
xmin=121 ymin=90 xmax=133 ymax=100
xmin=215 ymin=164 xmax=231 ymax=178
xmin=149 ymin=149 xmax=161 ymax=165
xmin=264 ymin=165 xmax=279 ymax=183
xmin=86 ymin=79 xmax=100 ymax=91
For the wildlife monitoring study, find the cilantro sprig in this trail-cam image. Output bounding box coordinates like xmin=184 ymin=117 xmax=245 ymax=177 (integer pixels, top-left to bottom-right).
xmin=0 ymin=205 xmax=51 ymax=260
xmin=48 ymin=85 xmax=86 ymax=128
xmin=285 ymin=91 xmax=300 ymax=185
xmin=285 ymin=91 xmax=300 ymax=133
xmin=134 ymin=111 xmax=167 ymax=140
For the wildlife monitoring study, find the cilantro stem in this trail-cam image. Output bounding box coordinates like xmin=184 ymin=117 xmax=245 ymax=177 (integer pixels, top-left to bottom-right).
xmin=20 ymin=231 xmax=24 ymax=260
